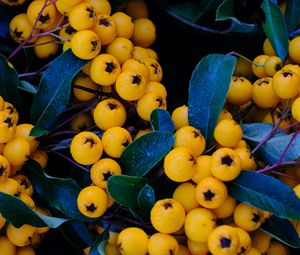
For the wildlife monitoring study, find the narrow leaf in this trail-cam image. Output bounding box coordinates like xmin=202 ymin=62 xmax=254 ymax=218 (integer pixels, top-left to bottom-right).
xmin=261 ymin=216 xmax=300 ymax=248
xmin=150 ymin=109 xmax=174 ymax=133
xmin=216 ymin=0 xmax=256 ymax=33
xmin=89 ymin=228 xmax=109 ymax=255
xmin=188 ymin=54 xmax=236 ymax=145
xmin=228 ymin=171 xmax=300 ymax=220
xmin=120 ymin=131 xmax=174 ymax=177
xmin=0 ymin=54 xmax=20 ymax=107
xmin=285 ymin=0 xmax=300 ymax=34
xmin=30 ymin=126 xmax=49 ymax=137
xmin=261 ymin=0 xmax=289 ymax=60
xmin=31 ymin=50 xmax=87 ymax=128
xmin=23 ymin=160 xmax=92 ymax=221
xmin=107 ymin=175 xmax=151 ymax=209
xmin=0 ymin=192 xmax=68 ymax=228
xmin=137 ymin=184 xmax=155 ymax=216
xmin=18 ymin=80 xmax=38 ymax=94
xmin=60 ymin=220 xmax=92 ymax=250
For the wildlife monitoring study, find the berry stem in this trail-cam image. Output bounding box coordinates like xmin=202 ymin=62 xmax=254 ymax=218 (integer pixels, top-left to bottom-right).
xmin=270 ymin=170 xmax=300 ymax=182
xmin=19 ymin=61 xmax=52 ymax=78
xmin=47 ymin=130 xmax=79 ymax=139
xmin=227 ymin=51 xmax=262 ymax=66
xmin=277 ymin=131 xmax=298 ymax=164
xmin=50 ymin=150 xmax=90 ymax=173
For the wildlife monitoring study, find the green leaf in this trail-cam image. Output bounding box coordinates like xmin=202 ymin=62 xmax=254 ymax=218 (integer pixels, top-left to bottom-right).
xmin=0 ymin=191 xmax=68 ymax=228
xmin=0 ymin=54 xmax=20 ymax=107
xmin=89 ymin=228 xmax=109 ymax=255
xmin=242 ymin=123 xmax=300 ymax=165
xmin=18 ymin=80 xmax=38 ymax=94
xmin=216 ymin=0 xmax=256 ymax=33
xmin=261 ymin=0 xmax=289 ymax=60
xmin=285 ymin=0 xmax=300 ymax=34
xmin=30 ymin=50 xmax=87 ymax=128
xmin=107 ymin=175 xmax=151 ymax=209
xmin=137 ymin=184 xmax=155 ymax=216
xmin=60 ymin=220 xmax=92 ymax=250
xmin=30 ymin=126 xmax=49 ymax=137
xmin=228 ymin=171 xmax=300 ymax=220
xmin=261 ymin=216 xmax=300 ymax=248
xmin=150 ymin=109 xmax=174 ymax=133
xmin=120 ymin=131 xmax=174 ymax=177
xmin=188 ymin=54 xmax=236 ymax=146
xmin=23 ymin=160 xmax=92 ymax=221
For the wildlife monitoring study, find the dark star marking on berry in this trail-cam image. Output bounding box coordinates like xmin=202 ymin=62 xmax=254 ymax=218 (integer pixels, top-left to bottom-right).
xmin=275 ymin=63 xmax=282 ymax=71
xmin=13 ymin=28 xmax=23 ymax=38
xmin=105 ymin=62 xmax=116 ymax=73
xmin=21 ymin=179 xmax=30 ymax=189
xmin=150 ymin=63 xmax=159 ymax=74
xmin=156 ymin=97 xmax=163 ymax=107
xmin=221 ymin=155 xmax=233 ymax=166
xmin=283 ymin=71 xmax=293 ymax=77
xmin=132 ymin=75 xmax=141 ymax=85
xmin=39 ymin=13 xmax=50 ymax=24
xmin=193 ymin=130 xmax=200 ymax=138
xmin=86 ymin=7 xmax=96 ymax=18
xmin=163 ymin=202 xmax=173 ymax=209
xmin=4 ymin=117 xmax=14 ymax=128
xmin=103 ymin=171 xmax=112 ymax=181
xmin=169 ymin=249 xmax=174 ymax=255
xmin=0 ymin=166 xmax=5 ymax=176
xmin=203 ymin=189 xmax=215 ymax=201
xmin=86 ymin=203 xmax=97 ymax=212
xmin=6 ymin=106 xmax=15 ymax=115
xmin=220 ymin=237 xmax=232 ymax=248
xmin=257 ymin=80 xmax=269 ymax=86
xmin=107 ymin=102 xmax=117 ymax=110
xmin=91 ymin=40 xmax=98 ymax=51
xmin=99 ymin=18 xmax=110 ymax=27
xmin=238 ymin=247 xmax=247 ymax=254
xmin=122 ymin=140 xmax=129 ymax=147
xmin=252 ymin=213 xmax=261 ymax=223
xmin=65 ymin=26 xmax=76 ymax=35
xmin=85 ymin=138 xmax=96 ymax=147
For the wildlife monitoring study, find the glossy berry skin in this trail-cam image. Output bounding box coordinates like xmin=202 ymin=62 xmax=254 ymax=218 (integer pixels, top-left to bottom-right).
xmin=90 ymin=54 xmax=121 ymax=86
xmin=9 ymin=14 xmax=40 ymax=44
xmin=195 ymin=177 xmax=228 ymax=209
xmin=69 ymin=3 xmax=97 ymax=30
xmin=115 ymin=71 xmax=147 ymax=101
xmin=172 ymin=105 xmax=188 ymax=130
xmin=292 ymin=97 xmax=300 ymax=121
xmin=34 ymin=35 xmax=59 ymax=59
xmin=122 ymin=58 xmax=150 ymax=82
xmin=6 ymin=224 xmax=37 ymax=247
xmin=3 ymin=137 xmax=31 ymax=167
xmin=214 ymin=119 xmax=243 ymax=148
xmin=0 ymin=155 xmax=10 ymax=184
xmin=90 ymin=158 xmax=122 ymax=189
xmin=164 ymin=147 xmax=196 ymax=182
xmin=212 ymin=196 xmax=237 ymax=219
xmin=146 ymin=81 xmax=167 ymax=99
xmin=174 ymin=126 xmax=205 ymax=156
xmin=132 ymin=18 xmax=156 ymax=47
xmin=93 ymin=14 xmax=117 ymax=46
xmin=252 ymin=55 xmax=269 ymax=78
xmin=272 ymin=69 xmax=300 ymax=99
xmin=16 ymin=246 xmax=36 ymax=255
xmin=106 ymin=37 xmax=134 ymax=64
xmin=234 ymin=203 xmax=264 ymax=232
xmin=187 ymin=239 xmax=209 ymax=255
xmin=86 ymin=0 xmax=111 ymax=15
xmin=0 ymin=236 xmax=16 ymax=255
xmin=264 ymin=56 xmax=282 ymax=77
xmin=93 ymin=98 xmax=126 ymax=130
xmin=150 ymin=198 xmax=185 ymax=234
xmin=263 ymin=38 xmax=277 ymax=56
xmin=251 ymin=230 xmax=271 ymax=253
xmin=235 ymin=147 xmax=257 ymax=170
xmin=30 ymin=150 xmax=48 ymax=169
xmin=101 ymin=127 xmax=132 ymax=158
xmin=266 ymin=241 xmax=289 ymax=255
xmin=172 ymin=182 xmax=200 ymax=213
xmin=13 ymin=174 xmax=34 ymax=197
xmin=136 ymin=92 xmax=167 ymax=121
xmin=70 ymin=131 xmax=103 ymax=165
xmin=72 ymin=76 xmax=98 ymax=101
xmin=192 ymin=155 xmax=212 ymax=184
xmin=234 ymin=227 xmax=251 ymax=254
xmin=207 ymin=225 xmax=240 ymax=255
xmin=0 ymin=111 xmax=16 ymax=143
xmin=252 ymin=77 xmax=279 ymax=109
xmin=27 ymin=0 xmax=57 ymax=30
xmin=71 ymin=30 xmax=101 ymax=60
xmin=15 ymin=124 xmax=39 ymax=153
xmin=132 ymin=46 xmax=150 ymax=61
xmin=142 ymin=58 xmax=163 ymax=82
xmin=289 ymin=36 xmax=300 ymax=64
xmin=111 ymin=12 xmax=134 ymax=39
xmin=0 ymin=178 xmax=20 ymax=196
xmin=184 ymin=208 xmax=216 ymax=242
xmin=211 ymin=148 xmax=242 ymax=181
xmin=227 ymin=76 xmax=252 ymax=105
xmin=148 ymin=233 xmax=179 ymax=255
xmin=77 ymin=186 xmax=108 ymax=218
xmin=117 ymin=227 xmax=148 ymax=255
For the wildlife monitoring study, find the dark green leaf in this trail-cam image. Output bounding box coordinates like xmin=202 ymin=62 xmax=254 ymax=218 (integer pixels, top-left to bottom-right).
xmin=107 ymin=175 xmax=151 ymax=209
xmin=228 ymin=171 xmax=300 ymax=220
xmin=285 ymin=0 xmax=300 ymax=34
xmin=31 ymin=50 xmax=87 ymax=128
xmin=30 ymin=126 xmax=49 ymax=137
xmin=23 ymin=160 xmax=92 ymax=221
xmin=261 ymin=216 xmax=300 ymax=248
xmin=0 ymin=54 xmax=20 ymax=107
xmin=216 ymin=0 xmax=256 ymax=33
xmin=89 ymin=228 xmax=109 ymax=255
xmin=188 ymin=54 xmax=236 ymax=146
xmin=261 ymin=0 xmax=289 ymax=60
xmin=18 ymin=80 xmax=38 ymax=94
xmin=150 ymin=109 xmax=174 ymax=133
xmin=0 ymin=192 xmax=68 ymax=228
xmin=120 ymin=131 xmax=174 ymax=177
xmin=60 ymin=220 xmax=92 ymax=250
xmin=137 ymin=184 xmax=155 ymax=216
xmin=242 ymin=124 xmax=300 ymax=165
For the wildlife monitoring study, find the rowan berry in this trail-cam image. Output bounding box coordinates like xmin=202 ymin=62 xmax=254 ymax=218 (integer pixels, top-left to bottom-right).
xmin=122 ymin=58 xmax=150 ymax=82
xmin=252 ymin=55 xmax=269 ymax=78
xmin=132 ymin=18 xmax=156 ymax=47
xmin=6 ymin=224 xmax=37 ymax=247
xmin=264 ymin=56 xmax=282 ymax=76
xmin=93 ymin=15 xmax=117 ymax=46
xmin=142 ymin=58 xmax=163 ymax=82
xmin=106 ymin=37 xmax=134 ymax=64
xmin=227 ymin=76 xmax=252 ymax=105
xmin=263 ymin=38 xmax=276 ymax=56
xmin=0 ymin=236 xmax=16 ymax=255
xmin=69 ymin=3 xmax=97 ymax=30
xmin=212 ymin=196 xmax=237 ymax=219
xmin=171 ymin=105 xmax=188 ymax=131
xmin=148 ymin=233 xmax=179 ymax=255
xmin=85 ymin=0 xmax=111 ymax=15
xmin=111 ymin=12 xmax=134 ymax=39
xmin=289 ymin=36 xmax=300 ymax=64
